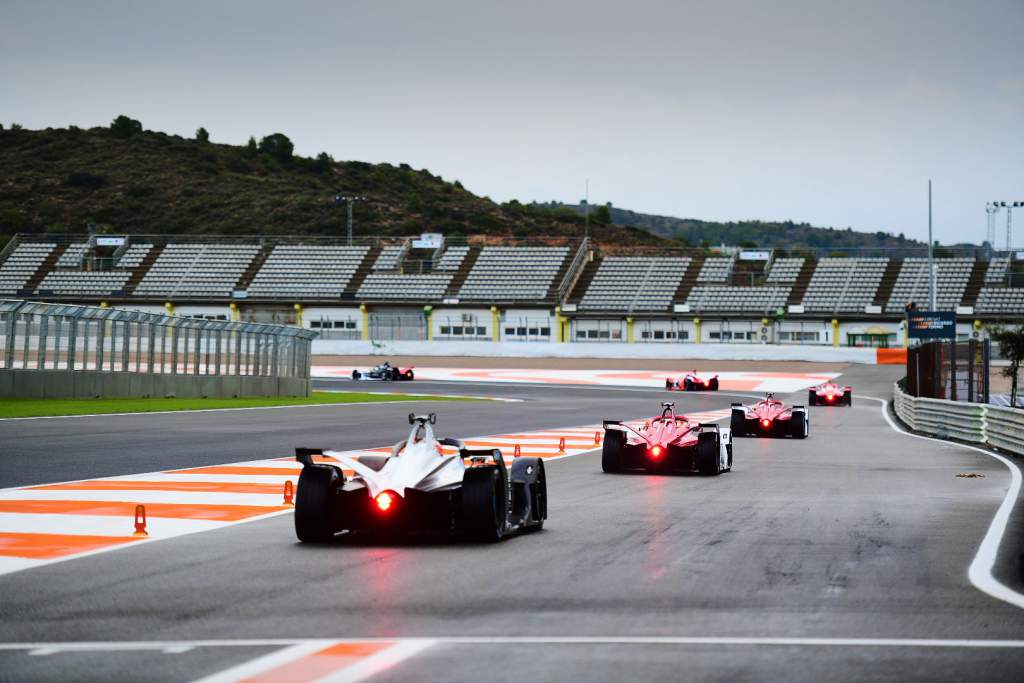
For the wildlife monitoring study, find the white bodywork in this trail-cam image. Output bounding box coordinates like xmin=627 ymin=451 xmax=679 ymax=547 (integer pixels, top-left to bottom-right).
xmin=717 ymin=427 xmax=733 ymax=470
xmin=324 ymin=420 xmax=467 ymax=500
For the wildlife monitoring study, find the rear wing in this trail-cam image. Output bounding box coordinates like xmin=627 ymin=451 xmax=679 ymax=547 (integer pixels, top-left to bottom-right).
xmin=295 ymin=447 xmax=323 ymax=467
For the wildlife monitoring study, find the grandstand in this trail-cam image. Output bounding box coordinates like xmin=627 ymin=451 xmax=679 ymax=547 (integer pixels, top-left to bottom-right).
xmin=1 ymin=233 xmax=1021 ymax=346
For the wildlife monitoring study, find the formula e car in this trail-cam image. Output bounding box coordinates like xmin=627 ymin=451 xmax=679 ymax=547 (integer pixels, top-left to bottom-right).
xmin=730 ymin=394 xmax=809 ymax=438
xmin=294 ymin=414 xmax=546 ymax=543
xmin=666 ymin=370 xmax=719 ymax=391
xmin=351 ymin=361 xmax=414 ymax=381
xmin=602 ymin=402 xmax=732 ymax=475
xmin=808 ymin=381 xmax=852 ymax=406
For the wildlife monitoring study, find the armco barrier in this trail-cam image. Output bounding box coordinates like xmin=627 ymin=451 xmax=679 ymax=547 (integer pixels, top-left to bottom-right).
xmin=893 ymin=381 xmax=1024 ymax=456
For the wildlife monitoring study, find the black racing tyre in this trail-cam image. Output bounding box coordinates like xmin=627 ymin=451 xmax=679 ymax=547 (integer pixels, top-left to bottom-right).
xmin=807 ymin=390 xmax=816 ymax=406
xmin=845 ymin=391 xmax=853 ymax=407
xmin=295 ymin=465 xmax=339 ymax=543
xmin=684 ymin=379 xmax=692 ymax=391
xmin=665 ymin=378 xmax=674 ymax=390
xmin=601 ymin=429 xmax=625 ymax=473
xmin=710 ymin=378 xmax=719 ymax=391
xmin=404 ymin=370 xmax=414 ymax=381
xmin=352 ymin=370 xmax=361 ymax=380
xmin=790 ymin=410 xmax=809 ymax=439
xmin=697 ymin=432 xmax=721 ymax=476
xmin=460 ymin=466 xmax=506 ymax=542
xmin=730 ymin=409 xmax=745 ymax=437
xmin=390 ymin=367 xmax=401 ymax=381
xmin=356 ymin=455 xmax=390 ymax=472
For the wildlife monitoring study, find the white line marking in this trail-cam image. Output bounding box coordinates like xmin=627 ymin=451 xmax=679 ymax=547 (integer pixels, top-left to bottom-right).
xmin=315 ymin=639 xmax=436 ymax=683
xmin=189 ymin=640 xmax=338 ymax=683
xmin=860 ymin=394 xmax=1024 ymax=611
xmin=3 ymin=637 xmax=1024 ymax=651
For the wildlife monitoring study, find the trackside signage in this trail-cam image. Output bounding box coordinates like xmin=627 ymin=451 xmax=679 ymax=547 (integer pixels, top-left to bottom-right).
xmin=907 ymin=311 xmax=956 ymax=340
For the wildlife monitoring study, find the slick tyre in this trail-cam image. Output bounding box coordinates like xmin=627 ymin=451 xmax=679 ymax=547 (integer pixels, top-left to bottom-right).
xmin=295 ymin=465 xmax=339 ymax=543
xmin=602 ymin=429 xmax=625 ymax=473
xmin=730 ymin=408 xmax=746 ymax=437
xmin=844 ymin=391 xmax=853 ymax=406
xmin=697 ymin=432 xmax=721 ymax=476
xmin=351 ymin=370 xmax=361 ymax=380
xmin=461 ymin=466 xmax=506 ymax=542
xmin=710 ymin=378 xmax=719 ymax=391
xmin=790 ymin=410 xmax=809 ymax=439
xmin=808 ymin=390 xmax=816 ymax=406
xmin=404 ymin=370 xmax=414 ymax=381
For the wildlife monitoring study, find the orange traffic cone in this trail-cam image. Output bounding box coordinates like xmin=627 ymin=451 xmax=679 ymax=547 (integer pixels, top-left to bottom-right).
xmin=514 ymin=444 xmax=521 ymax=458
xmin=594 ymin=431 xmax=601 ymax=444
xmin=133 ymin=504 xmax=148 ymax=536
xmin=283 ymin=480 xmax=294 ymax=505
xmin=558 ymin=436 xmax=566 ymax=453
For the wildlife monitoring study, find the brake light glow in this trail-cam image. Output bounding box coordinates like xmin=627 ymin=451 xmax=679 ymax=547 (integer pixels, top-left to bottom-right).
xmin=649 ymin=445 xmax=663 ymax=458
xmin=375 ymin=491 xmax=396 ymax=512
xmin=703 ymin=380 xmax=710 ymax=387
xmin=827 ymin=394 xmax=834 ymax=402
xmin=761 ymin=419 xmax=772 ymax=428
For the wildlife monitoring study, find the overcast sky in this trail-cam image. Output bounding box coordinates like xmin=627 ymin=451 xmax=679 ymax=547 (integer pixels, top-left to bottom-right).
xmin=3 ymin=0 xmax=1022 ymax=244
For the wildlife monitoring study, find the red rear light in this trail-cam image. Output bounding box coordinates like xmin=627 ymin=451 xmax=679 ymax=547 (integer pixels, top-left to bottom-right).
xmin=649 ymin=445 xmax=663 ymax=459
xmin=827 ymin=394 xmax=834 ymax=401
xmin=703 ymin=380 xmax=710 ymax=387
xmin=374 ymin=491 xmax=396 ymax=512
xmin=761 ymin=419 xmax=772 ymax=428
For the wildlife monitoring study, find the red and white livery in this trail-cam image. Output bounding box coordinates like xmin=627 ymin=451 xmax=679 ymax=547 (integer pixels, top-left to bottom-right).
xmin=602 ymin=402 xmax=732 ymax=474
xmin=808 ymin=381 xmax=852 ymax=406
xmin=730 ymin=394 xmax=809 ymax=438
xmin=666 ymin=370 xmax=719 ymax=391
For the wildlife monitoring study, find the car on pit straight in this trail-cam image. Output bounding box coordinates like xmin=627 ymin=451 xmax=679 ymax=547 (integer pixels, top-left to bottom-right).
xmin=808 ymin=381 xmax=852 ymax=406
xmin=293 ymin=413 xmax=546 ymax=543
xmin=730 ymin=394 xmax=809 ymax=438
xmin=602 ymin=402 xmax=732 ymax=475
xmin=665 ymin=370 xmax=719 ymax=391
xmin=351 ymin=361 xmax=414 ymax=381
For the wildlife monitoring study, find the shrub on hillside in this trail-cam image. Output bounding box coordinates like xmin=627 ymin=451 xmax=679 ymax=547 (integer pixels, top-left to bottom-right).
xmin=258 ymin=133 xmax=294 ymax=162
xmin=110 ymin=115 xmax=142 ymax=138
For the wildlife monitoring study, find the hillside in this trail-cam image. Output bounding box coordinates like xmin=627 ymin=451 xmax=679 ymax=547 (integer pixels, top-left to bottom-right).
xmin=0 ymin=120 xmax=655 ymax=246
xmin=544 ymin=203 xmax=927 ymax=252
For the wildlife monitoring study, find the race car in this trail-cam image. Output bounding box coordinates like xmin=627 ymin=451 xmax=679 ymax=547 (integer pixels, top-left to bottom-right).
xmin=294 ymin=413 xmax=546 ymax=543
xmin=808 ymin=381 xmax=852 ymax=406
xmin=666 ymin=370 xmax=719 ymax=391
xmin=602 ymin=402 xmax=732 ymax=475
xmin=730 ymin=394 xmax=809 ymax=438
xmin=351 ymin=361 xmax=414 ymax=381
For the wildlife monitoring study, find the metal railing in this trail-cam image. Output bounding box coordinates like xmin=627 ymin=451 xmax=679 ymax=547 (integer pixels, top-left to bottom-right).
xmin=893 ymin=380 xmax=1024 ymax=457
xmin=0 ymin=299 xmax=316 ymax=379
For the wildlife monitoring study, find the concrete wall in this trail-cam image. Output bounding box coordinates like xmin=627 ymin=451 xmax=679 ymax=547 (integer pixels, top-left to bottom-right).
xmin=0 ymin=369 xmax=311 ymax=399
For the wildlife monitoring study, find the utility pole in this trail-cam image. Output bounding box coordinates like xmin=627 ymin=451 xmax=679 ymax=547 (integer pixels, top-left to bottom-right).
xmin=928 ymin=180 xmax=935 ymax=311
xmin=335 ymin=194 xmax=366 ymax=246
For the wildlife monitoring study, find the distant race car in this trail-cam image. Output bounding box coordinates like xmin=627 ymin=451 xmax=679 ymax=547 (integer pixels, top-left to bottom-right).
xmin=294 ymin=413 xmax=547 ymax=543
xmin=808 ymin=381 xmax=852 ymax=406
xmin=730 ymin=394 xmax=809 ymax=438
xmin=602 ymin=402 xmax=732 ymax=475
xmin=666 ymin=370 xmax=719 ymax=391
xmin=351 ymin=362 xmax=414 ymax=381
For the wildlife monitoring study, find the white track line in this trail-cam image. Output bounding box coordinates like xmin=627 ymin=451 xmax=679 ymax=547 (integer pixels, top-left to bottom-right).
xmin=188 ymin=640 xmax=337 ymax=683
xmin=860 ymin=395 xmax=1024 ymax=611
xmin=316 ymin=639 xmax=436 ymax=683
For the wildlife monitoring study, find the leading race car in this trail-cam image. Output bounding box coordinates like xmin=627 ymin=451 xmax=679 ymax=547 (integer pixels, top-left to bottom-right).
xmin=602 ymin=402 xmax=732 ymax=475
xmin=808 ymin=381 xmax=852 ymax=406
xmin=666 ymin=370 xmax=719 ymax=391
xmin=294 ymin=413 xmax=546 ymax=543
xmin=730 ymin=394 xmax=809 ymax=438
xmin=351 ymin=361 xmax=414 ymax=381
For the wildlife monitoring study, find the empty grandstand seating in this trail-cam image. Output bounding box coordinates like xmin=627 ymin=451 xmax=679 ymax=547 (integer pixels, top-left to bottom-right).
xmin=134 ymin=244 xmax=259 ymax=298
xmin=56 ymin=243 xmax=88 ymax=268
xmin=246 ymin=245 xmax=369 ymax=299
xmin=357 ymin=273 xmax=453 ymax=300
xmin=766 ymin=258 xmax=805 ymax=283
xmin=985 ymin=256 xmax=1010 ymax=284
xmin=975 ymin=286 xmax=1024 ymax=315
xmin=116 ymin=243 xmax=153 ymax=268
xmin=686 ymin=285 xmax=791 ymax=313
xmin=373 ymin=245 xmax=407 ymax=270
xmin=579 ymin=256 xmax=690 ymax=311
xmin=885 ymin=257 xmax=973 ymax=312
xmin=434 ymin=246 xmax=469 ymax=271
xmin=802 ymin=257 xmax=888 ymax=312
xmin=0 ymin=242 xmax=54 ymax=294
xmin=37 ymin=271 xmax=131 ymax=297
xmin=696 ymin=257 xmax=733 ymax=282
xmin=458 ymin=246 xmax=569 ymax=301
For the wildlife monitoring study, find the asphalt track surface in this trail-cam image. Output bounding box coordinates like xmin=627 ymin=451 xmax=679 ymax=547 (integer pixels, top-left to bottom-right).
xmin=1 ymin=365 xmax=1024 ymax=682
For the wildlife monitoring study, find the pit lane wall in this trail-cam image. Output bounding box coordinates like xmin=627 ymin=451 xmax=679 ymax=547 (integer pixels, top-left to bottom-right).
xmin=312 ymin=339 xmax=904 ymax=364
xmin=893 ymin=381 xmax=1024 ymax=457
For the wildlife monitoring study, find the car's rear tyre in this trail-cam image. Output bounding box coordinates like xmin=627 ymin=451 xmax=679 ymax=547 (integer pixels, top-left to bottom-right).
xmin=790 ymin=410 xmax=809 ymax=438
xmin=295 ymin=465 xmax=340 ymax=543
xmin=697 ymin=432 xmax=721 ymax=476
xmin=807 ymin=390 xmax=816 ymax=406
xmin=665 ymin=378 xmax=674 ymax=390
xmin=602 ymin=429 xmax=625 ymax=473
xmin=404 ymin=370 xmax=414 ymax=381
xmin=710 ymin=378 xmax=719 ymax=391
xmin=684 ymin=379 xmax=692 ymax=391
xmin=352 ymin=370 xmax=361 ymax=380
xmin=390 ymin=368 xmax=401 ymax=381
xmin=844 ymin=391 xmax=853 ymax=406
xmin=730 ymin=408 xmax=746 ymax=437
xmin=461 ymin=466 xmax=506 ymax=542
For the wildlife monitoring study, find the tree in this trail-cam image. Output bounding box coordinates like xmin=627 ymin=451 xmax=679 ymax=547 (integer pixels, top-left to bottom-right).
xmin=110 ymin=115 xmax=142 ymax=138
xmin=591 ymin=205 xmax=612 ymax=225
xmin=195 ymin=127 xmax=210 ymax=143
xmin=258 ymin=133 xmax=293 ymax=161
xmin=9 ymin=122 xmax=22 ymax=130
xmin=312 ymin=151 xmax=333 ymax=174
xmin=245 ymin=136 xmax=258 ymax=157
xmin=991 ymin=325 xmax=1024 ymax=408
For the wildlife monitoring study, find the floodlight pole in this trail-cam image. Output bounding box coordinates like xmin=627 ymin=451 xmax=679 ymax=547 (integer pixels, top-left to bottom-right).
xmin=584 ymin=178 xmax=590 ymax=241
xmin=928 ymin=180 xmax=935 ymax=311
xmin=985 ymin=202 xmax=1000 ymax=250
xmin=335 ymin=194 xmax=367 ymax=246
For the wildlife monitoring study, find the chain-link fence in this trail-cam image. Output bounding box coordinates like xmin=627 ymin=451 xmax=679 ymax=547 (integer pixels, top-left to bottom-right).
xmin=0 ymin=299 xmax=317 ymax=398
xmin=906 ymin=339 xmax=991 ymax=404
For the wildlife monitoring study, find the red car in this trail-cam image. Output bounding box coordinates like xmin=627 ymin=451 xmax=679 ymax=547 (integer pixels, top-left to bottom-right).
xmin=730 ymin=394 xmax=809 ymax=438
xmin=666 ymin=370 xmax=719 ymax=391
xmin=602 ymin=402 xmax=732 ymax=475
xmin=808 ymin=381 xmax=852 ymax=406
